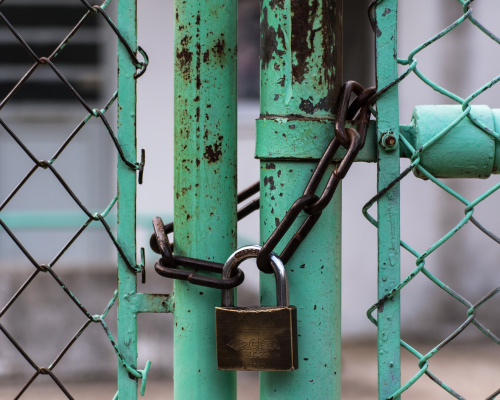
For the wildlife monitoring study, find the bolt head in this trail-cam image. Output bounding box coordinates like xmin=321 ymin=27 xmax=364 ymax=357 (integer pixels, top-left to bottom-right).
xmin=381 ymin=133 xmax=397 ymax=150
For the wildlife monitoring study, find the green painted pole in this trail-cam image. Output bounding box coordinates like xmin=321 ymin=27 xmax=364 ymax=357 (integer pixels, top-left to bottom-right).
xmin=257 ymin=0 xmax=343 ymax=398
xmin=117 ymin=0 xmax=139 ymax=398
xmin=173 ymin=0 xmax=237 ymax=398
xmin=374 ymin=1 xmax=401 ymax=399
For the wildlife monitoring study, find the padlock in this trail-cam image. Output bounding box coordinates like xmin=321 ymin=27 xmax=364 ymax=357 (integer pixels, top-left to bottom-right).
xmin=215 ymin=245 xmax=298 ymax=371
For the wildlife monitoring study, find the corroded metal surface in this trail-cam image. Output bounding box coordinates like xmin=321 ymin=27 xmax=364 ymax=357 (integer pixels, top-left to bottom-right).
xmin=260 ymin=0 xmax=342 ymax=118
xmin=173 ymin=0 xmax=237 ymax=398
xmin=258 ymin=0 xmax=343 ymax=398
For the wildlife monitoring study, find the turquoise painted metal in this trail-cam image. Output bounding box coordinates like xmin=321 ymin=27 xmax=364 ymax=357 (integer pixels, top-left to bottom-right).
xmin=257 ymin=0 xmax=343 ymax=398
xmin=407 ymin=105 xmax=500 ymax=178
xmin=373 ymin=1 xmax=401 ymax=399
xmin=116 ymin=2 xmax=172 ymax=399
xmin=173 ymin=0 xmax=237 ymax=398
xmin=113 ymin=2 xmax=500 ymax=398
xmin=117 ymin=0 xmax=140 ymax=398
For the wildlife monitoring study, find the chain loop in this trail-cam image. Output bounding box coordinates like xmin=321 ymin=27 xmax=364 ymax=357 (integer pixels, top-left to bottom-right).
xmin=150 ymin=189 xmax=255 ymax=289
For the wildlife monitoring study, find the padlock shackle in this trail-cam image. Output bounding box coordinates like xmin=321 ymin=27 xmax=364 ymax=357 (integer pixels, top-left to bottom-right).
xmin=221 ymin=245 xmax=289 ymax=307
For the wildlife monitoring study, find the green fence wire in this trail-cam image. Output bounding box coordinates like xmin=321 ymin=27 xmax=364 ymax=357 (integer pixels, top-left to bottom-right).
xmin=368 ymin=0 xmax=500 ymax=398
xmin=3 ymin=0 xmax=500 ymax=399
xmin=0 ymin=1 xmax=149 ymax=398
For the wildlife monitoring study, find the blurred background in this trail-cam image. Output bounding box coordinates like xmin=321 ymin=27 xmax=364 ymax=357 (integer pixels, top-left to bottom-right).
xmin=1 ymin=0 xmax=500 ymax=398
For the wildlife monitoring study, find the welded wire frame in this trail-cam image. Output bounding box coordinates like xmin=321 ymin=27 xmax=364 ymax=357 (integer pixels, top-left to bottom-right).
xmin=0 ymin=1 xmax=148 ymax=398
xmin=368 ymin=0 xmax=500 ymax=399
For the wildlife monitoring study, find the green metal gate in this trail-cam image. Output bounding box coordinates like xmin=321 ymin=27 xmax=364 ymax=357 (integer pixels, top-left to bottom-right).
xmin=370 ymin=1 xmax=500 ymax=398
xmin=1 ymin=0 xmax=500 ymax=399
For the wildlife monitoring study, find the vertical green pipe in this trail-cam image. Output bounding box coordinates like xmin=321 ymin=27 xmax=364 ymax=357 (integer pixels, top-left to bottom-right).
xmin=173 ymin=0 xmax=237 ymax=399
xmin=258 ymin=0 xmax=342 ymax=398
xmin=117 ymin=0 xmax=138 ymax=398
xmin=375 ymin=1 xmax=401 ymax=399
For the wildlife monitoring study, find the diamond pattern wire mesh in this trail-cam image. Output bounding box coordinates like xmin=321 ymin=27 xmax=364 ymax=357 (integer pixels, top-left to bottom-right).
xmin=0 ymin=1 xmax=148 ymax=398
xmin=366 ymin=1 xmax=500 ymax=398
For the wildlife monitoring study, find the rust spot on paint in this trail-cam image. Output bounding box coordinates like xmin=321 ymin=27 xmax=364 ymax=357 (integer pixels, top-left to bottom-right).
xmin=176 ymin=44 xmax=193 ymax=75
xmin=299 ymin=98 xmax=314 ymax=114
xmin=180 ymin=186 xmax=192 ymax=197
xmin=263 ymin=176 xmax=276 ymax=190
xmin=299 ymin=96 xmax=329 ymax=113
xmin=195 ymin=42 xmax=201 ymax=89
xmin=290 ymin=0 xmax=337 ymax=112
xmin=269 ymin=0 xmax=284 ymax=8
xmin=290 ymin=0 xmax=318 ymax=83
xmin=213 ymin=38 xmax=226 ymax=57
xmin=203 ymin=143 xmax=222 ymax=163
xmin=261 ymin=7 xmax=286 ymax=70
xmin=266 ymin=163 xmax=276 ymax=169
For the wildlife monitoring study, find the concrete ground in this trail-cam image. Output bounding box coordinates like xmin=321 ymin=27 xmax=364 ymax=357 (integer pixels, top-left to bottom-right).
xmin=1 ymin=341 xmax=499 ymax=399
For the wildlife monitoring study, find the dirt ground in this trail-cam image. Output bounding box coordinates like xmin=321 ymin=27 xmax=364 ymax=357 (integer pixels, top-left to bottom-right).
xmin=1 ymin=341 xmax=499 ymax=399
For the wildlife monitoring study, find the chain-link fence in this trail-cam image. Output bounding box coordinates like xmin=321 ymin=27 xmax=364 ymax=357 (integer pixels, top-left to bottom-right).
xmin=0 ymin=1 xmax=148 ymax=398
xmin=367 ymin=0 xmax=500 ymax=398
xmin=2 ymin=0 xmax=500 ymax=399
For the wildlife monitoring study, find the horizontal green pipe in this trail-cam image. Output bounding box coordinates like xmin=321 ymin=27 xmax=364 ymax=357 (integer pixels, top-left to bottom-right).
xmin=256 ymin=106 xmax=500 ymax=178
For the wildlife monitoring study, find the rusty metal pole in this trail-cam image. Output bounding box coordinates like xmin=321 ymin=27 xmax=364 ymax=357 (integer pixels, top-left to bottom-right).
xmin=256 ymin=0 xmax=343 ymax=398
xmin=173 ymin=0 xmax=237 ymax=398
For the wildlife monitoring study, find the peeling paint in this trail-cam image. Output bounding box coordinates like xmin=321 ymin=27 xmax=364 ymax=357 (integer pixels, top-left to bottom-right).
xmin=203 ymin=143 xmax=223 ymax=163
xmin=261 ymin=7 xmax=286 ymax=70
xmin=263 ymin=176 xmax=277 ymax=190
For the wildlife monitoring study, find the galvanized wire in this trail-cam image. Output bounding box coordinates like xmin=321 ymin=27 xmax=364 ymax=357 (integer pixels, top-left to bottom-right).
xmin=0 ymin=1 xmax=148 ymax=397
xmin=367 ymin=1 xmax=500 ymax=398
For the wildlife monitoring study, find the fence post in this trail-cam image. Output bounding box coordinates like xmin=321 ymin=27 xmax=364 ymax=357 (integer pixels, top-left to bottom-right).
xmin=257 ymin=1 xmax=343 ymax=398
xmin=374 ymin=1 xmax=401 ymax=398
xmin=173 ymin=0 xmax=237 ymax=399
xmin=117 ymin=0 xmax=139 ymax=398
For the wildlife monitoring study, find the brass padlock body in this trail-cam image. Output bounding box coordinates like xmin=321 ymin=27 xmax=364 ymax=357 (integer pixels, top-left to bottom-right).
xmin=215 ymin=305 xmax=298 ymax=371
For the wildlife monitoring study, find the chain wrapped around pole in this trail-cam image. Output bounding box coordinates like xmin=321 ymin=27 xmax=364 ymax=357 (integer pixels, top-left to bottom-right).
xmin=257 ymin=82 xmax=375 ymax=273
xmin=150 ymin=81 xmax=376 ymax=283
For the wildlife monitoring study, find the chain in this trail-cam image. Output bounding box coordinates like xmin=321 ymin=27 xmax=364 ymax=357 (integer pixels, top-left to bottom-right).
xmin=150 ymin=182 xmax=260 ymax=289
xmin=150 ymin=81 xmax=375 ymax=283
xmin=257 ymin=82 xmax=375 ymax=273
